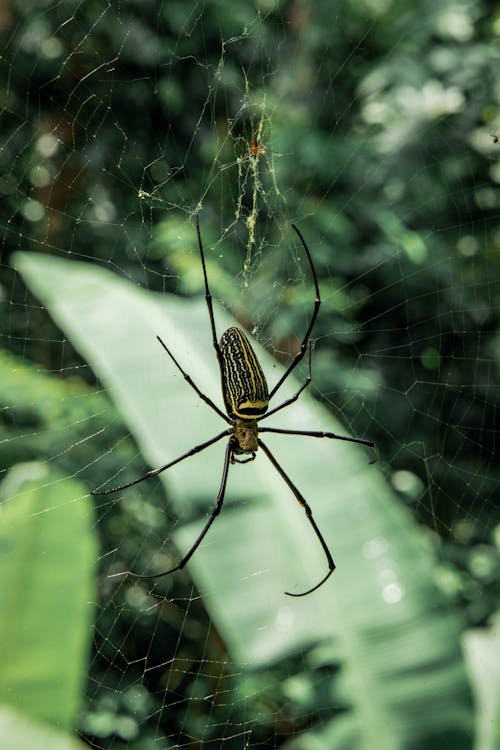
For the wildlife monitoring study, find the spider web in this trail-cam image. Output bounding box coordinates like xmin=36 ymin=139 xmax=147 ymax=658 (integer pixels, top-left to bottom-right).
xmin=1 ymin=2 xmax=499 ymax=749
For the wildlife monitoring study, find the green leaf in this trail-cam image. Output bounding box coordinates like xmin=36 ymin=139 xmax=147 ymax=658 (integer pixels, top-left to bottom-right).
xmin=0 ymin=706 xmax=90 ymax=750
xmin=463 ymin=616 xmax=500 ymax=750
xmin=0 ymin=462 xmax=96 ymax=731
xmin=13 ymin=251 xmax=474 ymax=748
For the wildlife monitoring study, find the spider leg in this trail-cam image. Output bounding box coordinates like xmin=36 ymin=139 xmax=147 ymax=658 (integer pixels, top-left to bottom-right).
xmin=109 ymin=441 xmax=232 ymax=581
xmin=268 ymin=225 xmax=320 ymax=400
xmin=258 ymin=439 xmax=335 ymax=597
xmin=156 ymin=335 xmax=230 ymax=423
xmin=91 ymin=428 xmax=230 ymax=495
xmin=196 ymin=215 xmax=222 ymax=360
xmin=260 ymin=342 xmax=312 ymax=421
xmin=195 ymin=214 xmax=230 ymax=403
xmin=259 ymin=427 xmax=377 ymax=464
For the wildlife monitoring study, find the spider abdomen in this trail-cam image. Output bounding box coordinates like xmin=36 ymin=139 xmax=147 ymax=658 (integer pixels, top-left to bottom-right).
xmin=220 ymin=327 xmax=269 ymax=419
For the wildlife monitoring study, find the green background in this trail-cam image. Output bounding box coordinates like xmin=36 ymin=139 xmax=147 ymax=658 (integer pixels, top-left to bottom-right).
xmin=0 ymin=1 xmax=499 ymax=748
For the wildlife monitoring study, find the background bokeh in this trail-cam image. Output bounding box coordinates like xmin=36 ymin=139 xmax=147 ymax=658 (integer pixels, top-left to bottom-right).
xmin=0 ymin=1 xmax=499 ymax=749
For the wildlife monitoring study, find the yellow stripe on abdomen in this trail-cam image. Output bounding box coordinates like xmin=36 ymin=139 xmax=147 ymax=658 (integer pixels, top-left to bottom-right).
xmin=219 ymin=327 xmax=269 ymax=419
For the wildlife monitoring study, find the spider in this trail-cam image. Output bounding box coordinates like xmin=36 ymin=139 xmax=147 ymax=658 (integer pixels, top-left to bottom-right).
xmin=491 ymin=129 xmax=499 ymax=144
xmin=92 ymin=216 xmax=376 ymax=597
xmin=249 ymin=134 xmax=268 ymax=159
xmin=246 ymin=125 xmax=273 ymax=172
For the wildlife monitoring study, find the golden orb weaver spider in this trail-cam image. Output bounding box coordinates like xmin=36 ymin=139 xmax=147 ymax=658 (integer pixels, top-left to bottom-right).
xmin=92 ymin=216 xmax=376 ymax=596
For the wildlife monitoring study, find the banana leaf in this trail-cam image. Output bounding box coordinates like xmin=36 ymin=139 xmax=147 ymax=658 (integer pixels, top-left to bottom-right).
xmin=0 ymin=706 xmax=90 ymax=750
xmin=0 ymin=462 xmax=96 ymax=731
xmin=13 ymin=251 xmax=474 ymax=749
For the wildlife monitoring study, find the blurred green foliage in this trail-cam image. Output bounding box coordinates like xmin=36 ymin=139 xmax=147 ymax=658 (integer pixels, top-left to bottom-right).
xmin=0 ymin=462 xmax=96 ymax=731
xmin=26 ymin=251 xmax=484 ymax=749
xmin=1 ymin=0 xmax=499 ymax=748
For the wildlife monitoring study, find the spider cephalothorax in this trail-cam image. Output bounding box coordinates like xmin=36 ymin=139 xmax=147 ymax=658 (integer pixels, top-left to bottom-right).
xmin=232 ymin=417 xmax=259 ymax=456
xmin=92 ymin=216 xmax=376 ymax=596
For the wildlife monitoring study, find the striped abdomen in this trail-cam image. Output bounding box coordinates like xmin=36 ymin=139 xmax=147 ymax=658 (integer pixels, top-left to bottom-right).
xmin=219 ymin=327 xmax=269 ymax=419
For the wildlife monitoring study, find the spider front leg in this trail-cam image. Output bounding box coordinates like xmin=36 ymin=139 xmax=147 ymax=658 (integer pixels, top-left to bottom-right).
xmin=268 ymin=225 xmax=320 ymax=400
xmin=261 ymin=341 xmax=313 ymax=421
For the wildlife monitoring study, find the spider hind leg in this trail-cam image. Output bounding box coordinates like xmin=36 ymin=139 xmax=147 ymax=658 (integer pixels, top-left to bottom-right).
xmin=258 ymin=439 xmax=335 ymax=597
